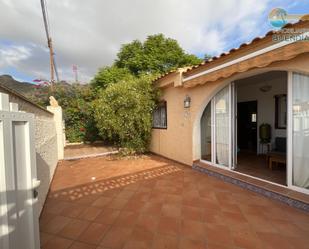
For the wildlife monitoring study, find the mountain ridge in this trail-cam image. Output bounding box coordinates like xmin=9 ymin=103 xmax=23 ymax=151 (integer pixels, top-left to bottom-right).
xmin=0 ymin=75 xmax=35 ymax=96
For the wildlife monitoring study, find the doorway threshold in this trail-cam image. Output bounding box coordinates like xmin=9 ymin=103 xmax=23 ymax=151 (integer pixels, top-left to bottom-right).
xmin=193 ymin=160 xmax=309 ymax=212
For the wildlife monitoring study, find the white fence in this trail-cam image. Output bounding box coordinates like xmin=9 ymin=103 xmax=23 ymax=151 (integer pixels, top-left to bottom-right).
xmin=0 ymin=93 xmax=40 ymax=249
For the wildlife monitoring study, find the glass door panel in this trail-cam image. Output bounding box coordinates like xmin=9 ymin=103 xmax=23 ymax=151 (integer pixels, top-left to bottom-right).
xmin=292 ymin=73 xmax=309 ymax=190
xmin=201 ymin=102 xmax=212 ymax=161
xmin=215 ymin=86 xmax=230 ymax=166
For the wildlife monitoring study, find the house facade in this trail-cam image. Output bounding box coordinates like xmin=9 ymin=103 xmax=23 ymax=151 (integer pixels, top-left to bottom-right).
xmin=151 ymin=20 xmax=309 ymax=194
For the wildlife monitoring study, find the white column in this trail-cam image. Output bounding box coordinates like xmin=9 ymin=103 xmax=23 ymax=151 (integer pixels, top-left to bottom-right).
xmin=47 ymin=105 xmax=65 ymax=160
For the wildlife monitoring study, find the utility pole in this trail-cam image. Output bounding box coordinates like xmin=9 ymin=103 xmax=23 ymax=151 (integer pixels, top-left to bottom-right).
xmin=40 ymin=0 xmax=59 ymax=90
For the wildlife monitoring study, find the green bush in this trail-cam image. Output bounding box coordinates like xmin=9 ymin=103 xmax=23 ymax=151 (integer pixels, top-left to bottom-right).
xmin=29 ymin=83 xmax=101 ymax=143
xmin=91 ymin=66 xmax=133 ymax=90
xmin=93 ymin=75 xmax=158 ymax=153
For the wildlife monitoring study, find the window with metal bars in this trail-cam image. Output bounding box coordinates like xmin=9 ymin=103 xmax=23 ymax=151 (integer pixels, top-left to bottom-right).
xmin=152 ymin=101 xmax=167 ymax=129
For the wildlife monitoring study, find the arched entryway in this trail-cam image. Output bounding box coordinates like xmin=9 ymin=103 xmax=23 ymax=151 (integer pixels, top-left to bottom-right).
xmin=196 ymin=70 xmax=309 ymax=193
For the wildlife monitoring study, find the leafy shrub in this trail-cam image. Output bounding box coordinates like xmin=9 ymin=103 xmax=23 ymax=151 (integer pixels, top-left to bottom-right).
xmin=91 ymin=66 xmax=133 ymax=90
xmin=93 ymin=75 xmax=158 ymax=153
xmin=29 ymin=83 xmax=100 ymax=143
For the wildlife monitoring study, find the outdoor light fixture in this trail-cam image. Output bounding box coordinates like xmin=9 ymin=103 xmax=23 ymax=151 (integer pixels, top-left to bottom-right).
xmin=184 ymin=95 xmax=191 ymax=108
xmin=259 ymin=85 xmax=272 ymax=92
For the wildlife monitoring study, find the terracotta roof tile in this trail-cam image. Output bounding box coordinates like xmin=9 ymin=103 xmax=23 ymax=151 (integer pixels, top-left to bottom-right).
xmin=154 ymin=20 xmax=309 ymax=82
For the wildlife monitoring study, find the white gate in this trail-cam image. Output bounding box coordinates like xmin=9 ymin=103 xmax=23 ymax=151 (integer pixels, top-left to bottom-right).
xmin=0 ymin=93 xmax=40 ymax=249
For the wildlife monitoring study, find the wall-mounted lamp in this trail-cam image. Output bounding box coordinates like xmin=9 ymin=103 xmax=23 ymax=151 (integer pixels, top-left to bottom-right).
xmin=259 ymin=85 xmax=272 ymax=92
xmin=184 ymin=95 xmax=191 ymax=108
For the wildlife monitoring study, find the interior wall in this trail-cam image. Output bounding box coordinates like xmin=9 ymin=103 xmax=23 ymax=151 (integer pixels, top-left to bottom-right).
xmin=237 ymin=74 xmax=287 ymax=153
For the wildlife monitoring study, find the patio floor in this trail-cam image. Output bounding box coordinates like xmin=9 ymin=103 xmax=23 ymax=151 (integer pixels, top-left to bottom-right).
xmin=40 ymin=155 xmax=309 ymax=249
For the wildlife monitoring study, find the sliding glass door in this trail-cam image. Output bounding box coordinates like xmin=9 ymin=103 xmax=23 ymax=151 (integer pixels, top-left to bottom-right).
xmin=289 ymin=72 xmax=309 ymax=192
xmin=200 ymin=72 xmax=309 ymax=193
xmin=215 ymin=86 xmax=230 ymax=167
xmin=201 ymin=84 xmax=234 ymax=169
xmin=201 ymin=102 xmax=212 ymax=161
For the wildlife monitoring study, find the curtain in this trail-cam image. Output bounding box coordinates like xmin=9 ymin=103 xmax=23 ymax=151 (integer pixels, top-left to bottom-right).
xmin=215 ymin=86 xmax=230 ymax=166
xmin=292 ymin=73 xmax=309 ymax=189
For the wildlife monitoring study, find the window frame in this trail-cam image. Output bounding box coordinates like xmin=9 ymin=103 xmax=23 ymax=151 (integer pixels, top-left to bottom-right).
xmin=275 ymin=94 xmax=287 ymax=129
xmin=152 ymin=101 xmax=167 ymax=129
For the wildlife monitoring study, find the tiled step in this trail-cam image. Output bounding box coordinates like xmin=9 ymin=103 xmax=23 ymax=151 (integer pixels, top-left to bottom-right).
xmin=193 ymin=160 xmax=309 ymax=212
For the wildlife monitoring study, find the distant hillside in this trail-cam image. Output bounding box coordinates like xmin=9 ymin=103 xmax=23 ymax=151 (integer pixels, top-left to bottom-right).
xmin=0 ymin=75 xmax=35 ymax=96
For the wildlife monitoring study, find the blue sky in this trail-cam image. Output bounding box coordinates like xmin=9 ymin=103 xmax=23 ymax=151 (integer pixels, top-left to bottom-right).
xmin=0 ymin=0 xmax=308 ymax=83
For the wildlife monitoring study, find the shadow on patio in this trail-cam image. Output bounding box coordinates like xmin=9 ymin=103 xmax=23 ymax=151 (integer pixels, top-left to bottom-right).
xmin=48 ymin=164 xmax=182 ymax=202
xmin=40 ymin=155 xmax=309 ymax=249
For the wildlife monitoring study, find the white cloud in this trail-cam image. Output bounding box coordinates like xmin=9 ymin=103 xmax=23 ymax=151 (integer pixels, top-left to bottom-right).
xmin=0 ymin=45 xmax=32 ymax=67
xmin=0 ymin=0 xmax=273 ymax=82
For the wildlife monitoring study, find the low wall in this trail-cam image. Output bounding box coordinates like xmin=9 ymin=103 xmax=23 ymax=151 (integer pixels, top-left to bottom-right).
xmin=0 ymin=86 xmax=59 ymax=214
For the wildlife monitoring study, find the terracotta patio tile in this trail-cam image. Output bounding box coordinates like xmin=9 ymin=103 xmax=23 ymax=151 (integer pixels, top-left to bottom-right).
xmin=127 ymin=227 xmax=154 ymax=247
xmin=44 ymin=200 xmax=71 ymax=215
xmin=164 ymin=193 xmax=183 ymax=205
xmin=202 ymin=209 xmax=225 ymax=225
xmin=151 ymin=234 xmax=178 ymax=249
xmin=263 ymin=206 xmax=293 ymax=221
xmin=136 ymin=214 xmax=159 ymax=232
xmin=217 ymin=203 xmax=241 ymax=213
xmin=178 ymin=238 xmax=207 ymax=249
xmin=122 ymin=240 xmax=149 ymax=249
xmin=182 ymin=205 xmax=204 ymax=221
xmin=243 ymin=213 xmax=279 ymax=233
xmin=123 ymin=199 xmax=145 ymax=212
xmin=40 ymin=232 xmax=55 ymax=247
xmin=231 ymin=228 xmax=262 ymax=249
xmin=112 ymin=210 xmax=139 ymax=227
xmin=180 ymin=219 xmax=206 ymax=241
xmin=59 ymin=219 xmax=90 ymax=239
xmin=42 ymin=236 xmax=73 ymax=249
xmin=222 ymin=211 xmax=250 ymax=230
xmin=136 ymin=185 xmax=153 ymax=193
xmin=69 ymin=241 xmax=97 ymax=249
xmin=78 ymin=223 xmax=110 ymax=245
xmin=158 ymin=216 xmax=180 ymax=236
xmin=61 ymin=204 xmax=87 ymax=218
xmin=106 ymin=198 xmax=128 ymax=210
xmin=100 ymin=226 xmax=133 ymax=249
xmin=116 ymin=190 xmax=136 ymax=199
xmin=269 ymin=219 xmax=308 ymax=237
xmin=78 ymin=206 xmax=102 ymax=221
xmin=130 ymin=192 xmax=151 ymax=202
xmin=74 ymin=195 xmax=99 ymax=205
xmin=94 ymin=208 xmax=120 ymax=225
xmin=283 ymin=236 xmax=309 ymax=249
xmin=206 ymin=243 xmax=234 ymax=249
xmin=41 ymin=155 xmax=309 ymax=249
xmin=91 ymin=196 xmax=113 ymax=208
xmin=149 ymin=192 xmax=166 ymax=203
xmin=205 ymin=224 xmax=233 ymax=246
xmin=257 ymin=232 xmax=294 ymax=249
xmin=161 ymin=203 xmax=182 ymax=218
xmin=41 ymin=215 xmax=72 ymax=234
xmin=39 ymin=212 xmax=56 ymax=228
xmin=140 ymin=202 xmax=162 ymax=216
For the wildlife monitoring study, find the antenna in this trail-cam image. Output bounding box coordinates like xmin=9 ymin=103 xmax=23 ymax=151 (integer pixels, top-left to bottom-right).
xmin=40 ymin=0 xmax=60 ymax=88
xmin=72 ymin=65 xmax=78 ymax=83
